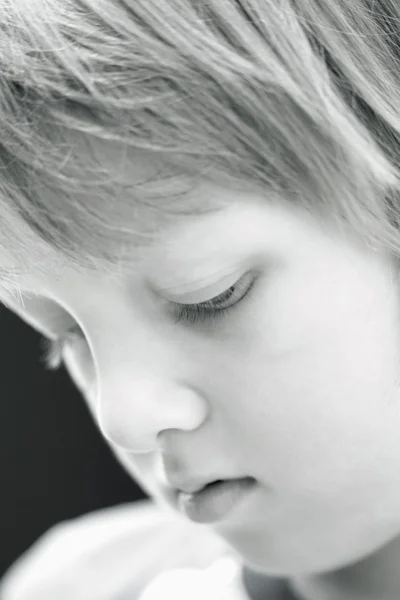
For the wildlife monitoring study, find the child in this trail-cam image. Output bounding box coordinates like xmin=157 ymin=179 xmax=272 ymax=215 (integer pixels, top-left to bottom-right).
xmin=1 ymin=1 xmax=400 ymax=598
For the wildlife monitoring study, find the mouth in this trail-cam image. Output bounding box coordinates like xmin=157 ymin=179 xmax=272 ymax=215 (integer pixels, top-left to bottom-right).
xmin=180 ymin=479 xmax=225 ymax=494
xmin=175 ymin=477 xmax=257 ymax=523
xmin=172 ymin=476 xmax=251 ymax=495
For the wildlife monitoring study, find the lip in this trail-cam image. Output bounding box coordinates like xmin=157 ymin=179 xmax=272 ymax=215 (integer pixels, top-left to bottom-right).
xmin=158 ymin=454 xmax=253 ymax=494
xmin=165 ymin=472 xmax=255 ymax=495
xmin=167 ymin=477 xmax=226 ymax=495
xmin=176 ymin=477 xmax=257 ymax=523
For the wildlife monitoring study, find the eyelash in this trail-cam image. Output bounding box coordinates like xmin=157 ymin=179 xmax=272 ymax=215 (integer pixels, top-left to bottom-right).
xmin=39 ymin=273 xmax=257 ymax=372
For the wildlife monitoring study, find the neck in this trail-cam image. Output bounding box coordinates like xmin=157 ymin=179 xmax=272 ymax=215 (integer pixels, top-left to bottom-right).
xmin=241 ymin=565 xmax=301 ymax=600
xmin=288 ymin=532 xmax=400 ymax=600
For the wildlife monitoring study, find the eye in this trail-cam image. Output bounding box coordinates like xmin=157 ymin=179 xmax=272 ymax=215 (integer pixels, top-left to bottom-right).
xmin=39 ymin=272 xmax=258 ymax=371
xmin=172 ymin=271 xmax=257 ymax=325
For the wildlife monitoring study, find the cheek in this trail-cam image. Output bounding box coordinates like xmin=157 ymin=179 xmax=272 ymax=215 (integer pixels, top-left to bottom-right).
xmin=111 ymin=449 xmax=166 ymax=500
xmin=232 ymin=272 xmax=400 ymax=490
xmin=237 ymin=350 xmax=400 ymax=501
xmin=248 ymin=253 xmax=400 ymax=404
xmin=63 ymin=345 xmax=97 ymax=414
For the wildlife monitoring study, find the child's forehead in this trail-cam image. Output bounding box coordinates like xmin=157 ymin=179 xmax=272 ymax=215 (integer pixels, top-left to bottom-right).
xmin=0 ymin=197 xmax=225 ymax=297
xmin=0 ymin=134 xmax=303 ymax=299
xmin=0 ymin=144 xmax=227 ymax=293
xmin=0 ymin=195 xmax=258 ymax=302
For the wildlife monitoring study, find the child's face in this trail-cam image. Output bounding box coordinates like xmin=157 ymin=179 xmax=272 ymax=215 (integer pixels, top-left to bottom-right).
xmin=7 ymin=179 xmax=400 ymax=577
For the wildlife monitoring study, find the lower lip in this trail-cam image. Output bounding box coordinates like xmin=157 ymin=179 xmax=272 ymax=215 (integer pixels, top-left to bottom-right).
xmin=177 ymin=477 xmax=256 ymax=523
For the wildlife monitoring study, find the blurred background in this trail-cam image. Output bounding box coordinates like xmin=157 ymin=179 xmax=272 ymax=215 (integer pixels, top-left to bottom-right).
xmin=0 ymin=302 xmax=145 ymax=578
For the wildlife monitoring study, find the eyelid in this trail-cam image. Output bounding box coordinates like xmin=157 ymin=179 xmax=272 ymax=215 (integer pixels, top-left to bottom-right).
xmin=152 ymin=261 xmax=251 ymax=296
xmin=172 ymin=271 xmax=257 ymax=326
xmin=160 ymin=270 xmax=247 ymax=304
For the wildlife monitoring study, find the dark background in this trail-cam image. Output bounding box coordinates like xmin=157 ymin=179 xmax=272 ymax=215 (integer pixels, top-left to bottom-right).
xmin=0 ymin=302 xmax=146 ymax=578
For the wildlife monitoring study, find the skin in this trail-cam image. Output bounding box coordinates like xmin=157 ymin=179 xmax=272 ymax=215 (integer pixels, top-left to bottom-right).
xmin=4 ymin=165 xmax=400 ymax=600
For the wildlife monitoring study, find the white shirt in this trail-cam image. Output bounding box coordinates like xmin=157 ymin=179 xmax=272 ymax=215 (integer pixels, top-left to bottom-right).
xmin=0 ymin=500 xmax=294 ymax=600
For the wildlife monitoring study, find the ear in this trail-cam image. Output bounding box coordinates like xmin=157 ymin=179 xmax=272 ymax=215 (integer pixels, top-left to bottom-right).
xmin=0 ymin=290 xmax=68 ymax=339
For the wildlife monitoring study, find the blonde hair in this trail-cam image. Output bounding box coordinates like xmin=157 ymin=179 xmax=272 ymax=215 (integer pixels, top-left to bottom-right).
xmin=1 ymin=0 xmax=400 ymax=288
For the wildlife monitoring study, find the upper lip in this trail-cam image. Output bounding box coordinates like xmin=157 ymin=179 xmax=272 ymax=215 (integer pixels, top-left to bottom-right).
xmin=159 ymin=451 xmax=248 ymax=494
xmin=160 ymin=457 xmax=228 ymax=494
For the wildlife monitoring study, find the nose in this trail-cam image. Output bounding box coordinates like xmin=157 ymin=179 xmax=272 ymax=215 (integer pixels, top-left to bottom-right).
xmin=95 ymin=375 xmax=208 ymax=453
